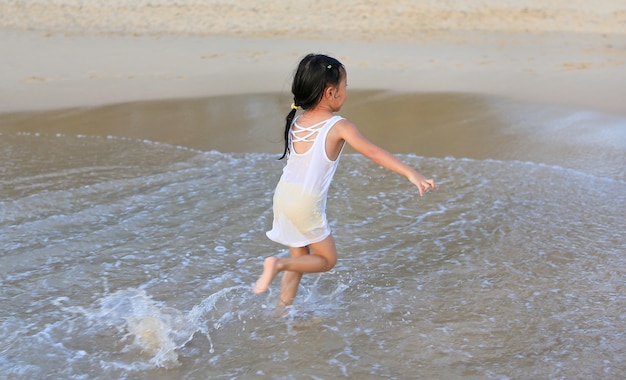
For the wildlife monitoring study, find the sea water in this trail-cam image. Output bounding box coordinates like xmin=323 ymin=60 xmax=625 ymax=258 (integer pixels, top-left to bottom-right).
xmin=1 ymin=130 xmax=625 ymax=379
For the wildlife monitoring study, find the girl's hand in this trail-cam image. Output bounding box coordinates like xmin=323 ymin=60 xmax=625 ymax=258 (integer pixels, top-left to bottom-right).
xmin=408 ymin=172 xmax=438 ymax=197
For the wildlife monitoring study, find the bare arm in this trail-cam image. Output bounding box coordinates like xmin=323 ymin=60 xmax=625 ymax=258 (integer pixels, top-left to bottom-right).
xmin=334 ymin=120 xmax=438 ymax=196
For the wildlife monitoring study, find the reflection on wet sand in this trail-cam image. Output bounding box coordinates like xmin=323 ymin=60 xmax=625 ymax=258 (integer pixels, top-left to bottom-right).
xmin=1 ymin=91 xmax=624 ymax=181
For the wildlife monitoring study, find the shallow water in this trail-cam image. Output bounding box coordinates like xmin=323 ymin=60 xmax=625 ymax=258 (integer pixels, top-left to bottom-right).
xmin=1 ymin=95 xmax=626 ymax=379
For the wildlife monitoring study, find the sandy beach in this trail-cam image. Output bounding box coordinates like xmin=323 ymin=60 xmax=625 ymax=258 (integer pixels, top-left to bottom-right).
xmin=0 ymin=0 xmax=624 ymax=114
xmin=1 ymin=0 xmax=625 ymax=178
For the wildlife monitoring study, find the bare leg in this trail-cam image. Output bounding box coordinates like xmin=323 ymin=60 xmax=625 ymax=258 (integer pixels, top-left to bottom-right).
xmin=253 ymin=256 xmax=279 ymax=294
xmin=253 ymin=234 xmax=338 ymax=297
xmin=278 ymin=246 xmax=309 ymax=307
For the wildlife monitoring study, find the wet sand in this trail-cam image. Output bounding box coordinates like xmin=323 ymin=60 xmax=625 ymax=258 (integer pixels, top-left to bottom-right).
xmin=1 ymin=29 xmax=625 ymax=115
xmin=1 ymin=91 xmax=624 ymax=181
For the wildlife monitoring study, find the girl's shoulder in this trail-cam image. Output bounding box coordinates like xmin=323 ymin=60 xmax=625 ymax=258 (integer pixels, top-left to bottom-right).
xmin=327 ymin=117 xmax=360 ymax=141
xmin=328 ymin=114 xmax=346 ymax=125
xmin=331 ymin=116 xmax=356 ymax=131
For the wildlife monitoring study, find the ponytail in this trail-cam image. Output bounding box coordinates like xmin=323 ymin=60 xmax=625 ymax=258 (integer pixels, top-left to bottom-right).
xmin=279 ymin=107 xmax=297 ymax=160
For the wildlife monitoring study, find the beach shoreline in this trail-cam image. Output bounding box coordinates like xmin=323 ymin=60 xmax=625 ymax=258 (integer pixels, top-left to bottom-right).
xmin=1 ymin=1 xmax=624 ymax=180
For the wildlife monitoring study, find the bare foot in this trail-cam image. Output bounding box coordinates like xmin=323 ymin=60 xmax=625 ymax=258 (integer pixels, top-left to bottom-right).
xmin=253 ymin=256 xmax=279 ymax=294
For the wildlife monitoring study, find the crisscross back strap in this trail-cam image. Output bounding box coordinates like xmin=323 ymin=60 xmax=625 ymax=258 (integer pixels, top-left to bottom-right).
xmin=291 ymin=119 xmax=327 ymax=143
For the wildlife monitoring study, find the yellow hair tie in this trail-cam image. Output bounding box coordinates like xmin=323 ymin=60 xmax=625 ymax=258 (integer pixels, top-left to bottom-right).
xmin=291 ymin=103 xmax=298 ymax=110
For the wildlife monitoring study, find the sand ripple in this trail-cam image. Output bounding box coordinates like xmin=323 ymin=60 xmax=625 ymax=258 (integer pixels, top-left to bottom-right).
xmin=1 ymin=1 xmax=625 ymax=39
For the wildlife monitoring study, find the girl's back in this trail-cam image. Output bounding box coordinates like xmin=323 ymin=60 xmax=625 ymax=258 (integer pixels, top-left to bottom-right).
xmin=291 ymin=113 xmax=345 ymax=161
xmin=280 ymin=115 xmax=345 ymax=194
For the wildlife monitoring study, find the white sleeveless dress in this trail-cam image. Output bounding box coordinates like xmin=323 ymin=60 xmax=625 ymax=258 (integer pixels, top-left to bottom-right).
xmin=266 ymin=115 xmax=345 ymax=247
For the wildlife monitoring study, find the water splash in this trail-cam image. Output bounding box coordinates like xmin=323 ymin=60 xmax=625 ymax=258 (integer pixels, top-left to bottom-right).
xmin=85 ymin=286 xmax=249 ymax=369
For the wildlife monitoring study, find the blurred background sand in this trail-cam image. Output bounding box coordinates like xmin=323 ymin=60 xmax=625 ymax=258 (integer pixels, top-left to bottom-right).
xmin=2 ymin=1 xmax=624 ymax=38
xmin=1 ymin=0 xmax=624 ymax=112
xmin=0 ymin=1 xmax=624 ymax=177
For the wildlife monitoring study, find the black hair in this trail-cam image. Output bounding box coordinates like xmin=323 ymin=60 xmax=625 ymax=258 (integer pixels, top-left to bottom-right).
xmin=279 ymin=54 xmax=344 ymax=159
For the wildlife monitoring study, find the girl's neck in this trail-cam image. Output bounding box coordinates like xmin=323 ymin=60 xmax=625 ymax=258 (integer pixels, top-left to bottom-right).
xmin=300 ymin=105 xmax=334 ymax=122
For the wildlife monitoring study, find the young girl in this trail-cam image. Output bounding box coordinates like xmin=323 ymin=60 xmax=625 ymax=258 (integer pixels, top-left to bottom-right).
xmin=253 ymin=54 xmax=437 ymax=306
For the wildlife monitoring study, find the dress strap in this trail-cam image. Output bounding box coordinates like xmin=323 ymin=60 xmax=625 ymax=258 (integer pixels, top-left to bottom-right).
xmin=291 ymin=119 xmax=328 ymax=143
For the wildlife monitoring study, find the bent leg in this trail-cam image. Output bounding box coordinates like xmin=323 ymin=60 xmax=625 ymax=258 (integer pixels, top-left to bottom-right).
xmin=308 ymin=235 xmax=338 ymax=271
xmin=278 ymin=246 xmax=309 ymax=307
xmin=253 ymin=234 xmax=338 ymax=295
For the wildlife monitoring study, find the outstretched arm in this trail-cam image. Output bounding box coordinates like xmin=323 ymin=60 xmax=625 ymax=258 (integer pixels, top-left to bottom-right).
xmin=334 ymin=120 xmax=438 ymax=196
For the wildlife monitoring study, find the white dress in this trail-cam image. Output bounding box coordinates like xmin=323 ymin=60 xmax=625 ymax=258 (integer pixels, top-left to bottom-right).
xmin=266 ymin=115 xmax=345 ymax=247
